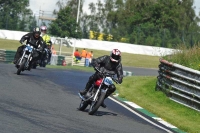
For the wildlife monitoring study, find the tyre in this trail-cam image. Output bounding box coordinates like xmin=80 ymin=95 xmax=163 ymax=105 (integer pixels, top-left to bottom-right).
xmin=78 ymin=100 xmax=88 ymax=111
xmin=17 ymin=58 xmax=27 ymax=75
xmin=88 ymin=91 xmax=106 ymax=115
xmin=42 ymin=60 xmax=47 ymax=67
xmin=32 ymin=62 xmax=37 ymax=69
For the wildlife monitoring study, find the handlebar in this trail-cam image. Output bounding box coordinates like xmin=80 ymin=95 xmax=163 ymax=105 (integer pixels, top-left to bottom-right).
xmin=94 ymin=67 xmax=119 ymax=84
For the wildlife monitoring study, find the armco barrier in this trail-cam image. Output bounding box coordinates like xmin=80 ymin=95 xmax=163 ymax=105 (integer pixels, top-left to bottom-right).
xmin=0 ymin=49 xmax=6 ymax=62
xmin=5 ymin=50 xmax=16 ymax=63
xmin=123 ymin=71 xmax=134 ymax=76
xmin=156 ymin=58 xmax=200 ymax=111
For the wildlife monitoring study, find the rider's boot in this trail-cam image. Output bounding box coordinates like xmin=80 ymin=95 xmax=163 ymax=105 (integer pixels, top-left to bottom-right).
xmin=27 ymin=65 xmax=31 ymax=71
xmin=79 ymin=82 xmax=91 ymax=95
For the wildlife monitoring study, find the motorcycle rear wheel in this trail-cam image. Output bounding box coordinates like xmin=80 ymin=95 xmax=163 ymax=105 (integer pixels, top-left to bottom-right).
xmin=78 ymin=100 xmax=88 ymax=111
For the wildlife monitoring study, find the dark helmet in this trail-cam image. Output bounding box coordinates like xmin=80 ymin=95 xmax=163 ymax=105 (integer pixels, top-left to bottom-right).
xmin=33 ymin=27 xmax=41 ymax=38
xmin=110 ymin=49 xmax=121 ymax=62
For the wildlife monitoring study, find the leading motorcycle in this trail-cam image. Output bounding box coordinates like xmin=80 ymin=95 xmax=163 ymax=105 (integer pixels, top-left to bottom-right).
xmin=78 ymin=67 xmax=119 ymax=115
xmin=15 ymin=44 xmax=39 ymax=75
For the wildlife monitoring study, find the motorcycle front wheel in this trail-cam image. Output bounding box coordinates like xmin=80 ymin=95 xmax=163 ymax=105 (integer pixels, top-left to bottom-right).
xmin=88 ymin=91 xmax=106 ymax=115
xmin=17 ymin=58 xmax=27 ymax=75
xmin=78 ymin=100 xmax=88 ymax=111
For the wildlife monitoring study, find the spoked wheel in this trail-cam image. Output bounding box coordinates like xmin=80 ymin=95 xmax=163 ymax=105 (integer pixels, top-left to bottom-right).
xmin=78 ymin=100 xmax=89 ymax=111
xmin=88 ymin=101 xmax=98 ymax=115
xmin=88 ymin=92 xmax=106 ymax=115
xmin=17 ymin=58 xmax=27 ymax=75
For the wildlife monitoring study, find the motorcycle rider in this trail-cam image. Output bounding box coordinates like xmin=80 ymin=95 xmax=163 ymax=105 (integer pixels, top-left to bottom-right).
xmin=40 ymin=25 xmax=52 ymax=64
xmin=79 ymin=49 xmax=123 ymax=108
xmin=13 ymin=27 xmax=46 ymax=70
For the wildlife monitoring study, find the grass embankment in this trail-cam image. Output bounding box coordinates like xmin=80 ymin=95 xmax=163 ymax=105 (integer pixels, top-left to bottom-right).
xmin=1 ymin=39 xmax=199 ymax=132
xmin=163 ymin=44 xmax=200 ymax=70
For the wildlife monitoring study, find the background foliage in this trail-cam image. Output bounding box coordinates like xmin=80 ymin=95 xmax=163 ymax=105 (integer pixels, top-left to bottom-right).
xmin=0 ymin=0 xmax=200 ymax=48
xmin=0 ymin=0 xmax=37 ymax=31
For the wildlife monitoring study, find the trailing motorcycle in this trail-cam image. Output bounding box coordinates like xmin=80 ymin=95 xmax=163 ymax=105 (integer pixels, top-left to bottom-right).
xmin=38 ymin=47 xmax=50 ymax=67
xmin=15 ymin=44 xmax=40 ymax=75
xmin=78 ymin=67 xmax=119 ymax=115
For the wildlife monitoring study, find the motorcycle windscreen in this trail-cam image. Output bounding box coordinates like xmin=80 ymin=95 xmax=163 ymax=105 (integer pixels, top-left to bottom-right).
xmin=104 ymin=77 xmax=113 ymax=85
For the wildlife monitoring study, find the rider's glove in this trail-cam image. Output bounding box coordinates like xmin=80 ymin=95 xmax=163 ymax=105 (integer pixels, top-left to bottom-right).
xmin=19 ymin=40 xmax=23 ymax=45
xmin=94 ymin=64 xmax=100 ymax=70
xmin=95 ymin=66 xmax=100 ymax=71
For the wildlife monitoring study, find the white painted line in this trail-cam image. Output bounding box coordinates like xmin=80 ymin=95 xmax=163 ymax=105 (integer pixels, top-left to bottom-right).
xmin=153 ymin=117 xmax=177 ymax=129
xmin=124 ymin=101 xmax=143 ymax=109
xmin=113 ymin=93 xmax=119 ymax=97
xmin=109 ymin=97 xmax=174 ymax=133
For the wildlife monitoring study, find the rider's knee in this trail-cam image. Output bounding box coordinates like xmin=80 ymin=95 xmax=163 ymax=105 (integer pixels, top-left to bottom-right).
xmin=109 ymin=84 xmax=116 ymax=93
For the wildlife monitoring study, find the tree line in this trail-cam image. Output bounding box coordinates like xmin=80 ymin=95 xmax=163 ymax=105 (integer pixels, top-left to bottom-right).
xmin=0 ymin=0 xmax=37 ymax=31
xmin=0 ymin=0 xmax=200 ymax=48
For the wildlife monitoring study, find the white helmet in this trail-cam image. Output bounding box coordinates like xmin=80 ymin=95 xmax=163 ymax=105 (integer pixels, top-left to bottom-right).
xmin=40 ymin=26 xmax=47 ymax=31
xmin=110 ymin=49 xmax=121 ymax=62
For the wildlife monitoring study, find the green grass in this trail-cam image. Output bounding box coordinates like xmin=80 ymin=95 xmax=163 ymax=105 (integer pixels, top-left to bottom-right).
xmin=0 ymin=38 xmax=160 ymax=68
xmin=1 ymin=38 xmax=198 ymax=132
xmin=0 ymin=39 xmax=21 ymax=50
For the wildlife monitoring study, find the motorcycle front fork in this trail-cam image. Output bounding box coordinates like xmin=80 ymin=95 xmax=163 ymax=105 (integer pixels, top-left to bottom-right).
xmin=92 ymin=88 xmax=108 ymax=102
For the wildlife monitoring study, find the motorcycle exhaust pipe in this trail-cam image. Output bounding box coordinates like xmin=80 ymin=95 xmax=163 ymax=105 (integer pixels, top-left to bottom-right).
xmin=78 ymin=93 xmax=94 ymax=101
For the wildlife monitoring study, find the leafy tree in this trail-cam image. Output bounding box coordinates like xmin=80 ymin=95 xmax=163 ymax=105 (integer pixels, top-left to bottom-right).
xmin=102 ymin=0 xmax=200 ymax=47
xmin=0 ymin=0 xmax=36 ymax=31
xmin=49 ymin=0 xmax=83 ymax=38
xmin=49 ymin=6 xmax=81 ymax=38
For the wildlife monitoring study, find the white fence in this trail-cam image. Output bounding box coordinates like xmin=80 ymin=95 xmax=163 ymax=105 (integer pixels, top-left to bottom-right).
xmin=0 ymin=29 xmax=177 ymax=56
xmin=156 ymin=59 xmax=200 ymax=111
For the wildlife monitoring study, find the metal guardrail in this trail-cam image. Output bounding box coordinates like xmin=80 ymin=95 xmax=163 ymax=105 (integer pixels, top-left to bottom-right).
xmin=5 ymin=50 xmax=16 ymax=63
xmin=156 ymin=58 xmax=200 ymax=111
xmin=0 ymin=49 xmax=6 ymax=61
xmin=0 ymin=49 xmax=16 ymax=63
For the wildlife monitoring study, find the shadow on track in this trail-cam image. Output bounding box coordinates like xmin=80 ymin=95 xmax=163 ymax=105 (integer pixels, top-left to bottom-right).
xmin=77 ymin=109 xmax=118 ymax=117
